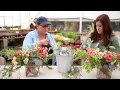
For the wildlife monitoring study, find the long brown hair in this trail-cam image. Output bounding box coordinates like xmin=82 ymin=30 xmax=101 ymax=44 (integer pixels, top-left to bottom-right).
xmin=90 ymin=14 xmax=113 ymax=46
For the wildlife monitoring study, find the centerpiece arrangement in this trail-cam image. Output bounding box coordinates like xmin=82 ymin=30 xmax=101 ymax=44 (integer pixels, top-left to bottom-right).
xmin=74 ymin=48 xmax=120 ymax=79
xmin=0 ymin=46 xmax=55 ymax=78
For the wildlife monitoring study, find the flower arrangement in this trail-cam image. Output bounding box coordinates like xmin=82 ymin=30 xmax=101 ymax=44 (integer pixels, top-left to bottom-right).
xmin=54 ymin=46 xmax=82 ymax=79
xmin=0 ymin=46 xmax=55 ymax=78
xmin=73 ymin=48 xmax=120 ymax=73
xmin=12 ymin=47 xmax=54 ymax=66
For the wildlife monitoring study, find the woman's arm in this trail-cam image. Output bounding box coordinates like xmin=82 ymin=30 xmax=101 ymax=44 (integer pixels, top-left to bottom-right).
xmin=110 ymin=35 xmax=120 ymax=52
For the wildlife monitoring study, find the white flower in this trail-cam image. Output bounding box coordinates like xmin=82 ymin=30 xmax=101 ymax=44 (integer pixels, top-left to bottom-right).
xmin=59 ymin=52 xmax=68 ymax=56
xmin=110 ymin=62 xmax=114 ymax=65
xmin=23 ymin=58 xmax=29 ymax=64
xmin=95 ymin=48 xmax=100 ymax=52
xmin=12 ymin=59 xmax=18 ymax=65
xmin=26 ymin=54 xmax=29 ymax=57
xmin=109 ymin=46 xmax=116 ymax=50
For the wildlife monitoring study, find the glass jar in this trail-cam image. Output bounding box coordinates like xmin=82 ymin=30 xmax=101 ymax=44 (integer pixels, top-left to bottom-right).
xmin=96 ymin=67 xmax=112 ymax=79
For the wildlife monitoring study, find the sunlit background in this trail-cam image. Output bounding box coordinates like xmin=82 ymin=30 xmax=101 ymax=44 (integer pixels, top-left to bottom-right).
xmin=0 ymin=11 xmax=120 ymax=29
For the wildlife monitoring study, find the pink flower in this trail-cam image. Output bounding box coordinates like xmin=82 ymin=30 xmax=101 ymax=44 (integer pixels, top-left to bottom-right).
xmin=104 ymin=53 xmax=113 ymax=62
xmin=40 ymin=50 xmax=48 ymax=58
xmin=13 ymin=56 xmax=17 ymax=61
xmin=117 ymin=52 xmax=120 ymax=60
xmin=16 ymin=50 xmax=23 ymax=55
xmin=86 ymin=48 xmax=96 ymax=56
xmin=36 ymin=47 xmax=44 ymax=52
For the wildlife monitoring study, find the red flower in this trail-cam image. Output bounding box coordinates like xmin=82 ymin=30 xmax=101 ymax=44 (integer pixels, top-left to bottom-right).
xmin=35 ymin=47 xmax=48 ymax=58
xmin=104 ymin=53 xmax=113 ymax=62
xmin=117 ymin=52 xmax=120 ymax=60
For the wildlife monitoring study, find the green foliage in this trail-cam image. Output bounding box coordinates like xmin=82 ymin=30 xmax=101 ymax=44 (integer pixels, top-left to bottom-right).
xmin=62 ymin=66 xmax=82 ymax=79
xmin=61 ymin=31 xmax=80 ymax=41
xmin=73 ymin=49 xmax=87 ymax=62
xmin=90 ymin=56 xmax=101 ymax=67
xmin=82 ymin=52 xmax=102 ymax=73
xmin=14 ymin=46 xmax=22 ymax=50
xmin=82 ymin=63 xmax=93 ymax=73
xmin=0 ymin=47 xmax=22 ymax=60
xmin=61 ymin=31 xmax=65 ymax=36
xmin=117 ymin=47 xmax=120 ymax=52
xmin=53 ymin=31 xmax=80 ymax=47
xmin=87 ymin=23 xmax=94 ymax=32
xmin=0 ymin=46 xmax=55 ymax=78
xmin=82 ymin=53 xmax=102 ymax=73
xmin=56 ymin=42 xmax=63 ymax=48
xmin=0 ymin=48 xmax=16 ymax=60
xmin=0 ymin=65 xmax=14 ymax=78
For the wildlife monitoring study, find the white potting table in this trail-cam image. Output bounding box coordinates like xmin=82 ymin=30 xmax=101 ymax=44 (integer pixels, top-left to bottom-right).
xmin=1 ymin=66 xmax=120 ymax=79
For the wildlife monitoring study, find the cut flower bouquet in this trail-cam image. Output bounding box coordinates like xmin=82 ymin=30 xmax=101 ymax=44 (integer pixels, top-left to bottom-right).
xmin=0 ymin=46 xmax=55 ymax=78
xmin=73 ymin=48 xmax=120 ymax=73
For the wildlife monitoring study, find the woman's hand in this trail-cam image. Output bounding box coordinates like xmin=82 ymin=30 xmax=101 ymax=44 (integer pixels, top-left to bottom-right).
xmin=36 ymin=39 xmax=49 ymax=47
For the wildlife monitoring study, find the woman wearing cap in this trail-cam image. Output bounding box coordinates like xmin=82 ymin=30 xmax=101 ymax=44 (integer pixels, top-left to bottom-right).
xmin=22 ymin=16 xmax=58 ymax=65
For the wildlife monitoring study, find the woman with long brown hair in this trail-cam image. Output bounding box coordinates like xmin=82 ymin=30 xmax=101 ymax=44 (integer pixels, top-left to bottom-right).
xmin=81 ymin=14 xmax=119 ymax=52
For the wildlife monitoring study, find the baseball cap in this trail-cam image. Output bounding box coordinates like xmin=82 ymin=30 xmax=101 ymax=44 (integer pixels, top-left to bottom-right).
xmin=36 ymin=16 xmax=51 ymax=26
